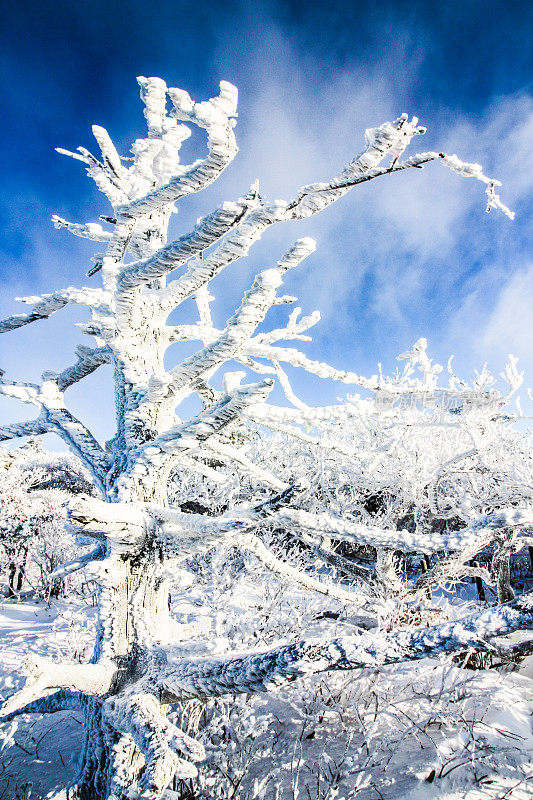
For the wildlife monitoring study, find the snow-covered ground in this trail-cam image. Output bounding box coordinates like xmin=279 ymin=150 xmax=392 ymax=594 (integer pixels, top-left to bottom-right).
xmin=1 ymin=596 xmax=532 ymax=800
xmin=0 ymin=599 xmax=95 ymax=798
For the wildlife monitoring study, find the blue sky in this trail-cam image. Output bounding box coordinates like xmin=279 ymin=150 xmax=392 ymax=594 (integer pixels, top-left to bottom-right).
xmin=0 ymin=0 xmax=532 ymax=443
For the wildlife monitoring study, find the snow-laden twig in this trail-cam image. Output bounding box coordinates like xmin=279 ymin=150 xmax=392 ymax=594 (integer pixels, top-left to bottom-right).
xmin=51 ymin=215 xmax=113 ymax=243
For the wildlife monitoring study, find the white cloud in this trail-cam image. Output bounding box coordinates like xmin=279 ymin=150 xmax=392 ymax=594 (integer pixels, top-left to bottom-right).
xmin=214 ymin=35 xmax=533 ymax=383
xmin=480 ymin=263 xmax=533 ymax=364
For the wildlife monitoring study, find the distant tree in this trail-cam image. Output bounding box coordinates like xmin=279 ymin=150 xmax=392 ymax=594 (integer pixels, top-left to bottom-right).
xmin=0 ymin=76 xmax=530 ymax=800
xmin=0 ymin=439 xmax=94 ymax=597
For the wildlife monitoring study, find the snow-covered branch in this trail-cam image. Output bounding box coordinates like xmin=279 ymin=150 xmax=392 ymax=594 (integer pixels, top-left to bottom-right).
xmin=271 ymin=506 xmax=533 ymax=555
xmin=158 ymin=591 xmax=533 ymax=699
xmin=158 ymin=192 xmax=283 ymax=314
xmin=204 ymin=437 xmax=287 ymax=490
xmin=255 ymin=307 xmax=321 ymax=346
xmin=118 ymin=80 xmax=239 ymax=219
xmin=0 ymin=656 xmax=115 ymax=719
xmin=0 ymin=418 xmax=53 ymax=441
xmin=0 ymin=375 xmax=110 ymax=491
xmin=238 ymin=531 xmax=366 ymax=606
xmin=0 ymin=689 xmax=84 ymax=723
xmin=134 ymin=379 xmax=274 ymax=473
xmin=245 ymin=342 xmax=378 ymax=388
xmin=50 ymin=543 xmax=107 ymax=580
xmin=288 ymin=135 xmax=513 ymax=220
xmin=67 ymin=495 xmax=148 ymax=543
xmin=55 ymin=143 xmax=128 ymax=208
xmin=57 ymin=345 xmax=112 ymax=392
xmin=442 ymin=155 xmax=515 ymax=219
xmin=117 ymin=191 xmax=258 ymax=296
xmin=0 ymin=292 xmax=70 ymax=333
xmin=165 ymin=267 xmax=292 ymax=407
xmin=0 ymin=287 xmax=110 ymax=334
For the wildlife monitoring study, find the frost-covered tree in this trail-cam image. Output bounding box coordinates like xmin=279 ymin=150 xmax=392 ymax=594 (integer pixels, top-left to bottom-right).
xmin=0 ymin=77 xmax=531 ymax=799
xmin=170 ymin=342 xmax=533 ymax=609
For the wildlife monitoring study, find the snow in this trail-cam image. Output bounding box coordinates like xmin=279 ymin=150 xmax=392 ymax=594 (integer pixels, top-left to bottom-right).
xmin=0 ymin=600 xmax=94 ymax=797
xmin=0 ymin=595 xmax=531 ymax=799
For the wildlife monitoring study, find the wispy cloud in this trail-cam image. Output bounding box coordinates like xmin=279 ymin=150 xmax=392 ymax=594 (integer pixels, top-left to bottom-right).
xmin=203 ymin=29 xmax=531 ymax=388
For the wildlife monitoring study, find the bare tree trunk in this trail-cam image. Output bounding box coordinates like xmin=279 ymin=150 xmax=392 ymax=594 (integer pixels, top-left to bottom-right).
xmin=7 ymin=550 xmax=26 ymax=597
xmin=15 ymin=548 xmax=27 ymax=593
xmin=493 ymin=539 xmax=515 ymax=604
xmin=471 ymin=559 xmax=486 ymax=602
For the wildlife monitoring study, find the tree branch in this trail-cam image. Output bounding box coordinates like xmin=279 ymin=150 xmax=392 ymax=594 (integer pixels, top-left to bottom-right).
xmin=0 ymin=418 xmax=53 ymax=441
xmin=158 ymin=591 xmax=533 ymax=699
xmin=165 ymin=268 xmax=286 ymax=406
xmin=245 ymin=341 xmax=379 ymax=388
xmin=204 ymin=437 xmax=287 ymax=490
xmin=268 ymin=506 xmax=533 ymax=555
xmin=52 ymin=215 xmax=113 ymax=243
xmin=50 ymin=543 xmax=107 ymax=580
xmin=0 ymin=375 xmax=111 ymax=491
xmin=118 ymin=81 xmax=239 ymax=219
xmin=134 ymin=379 xmax=274 ymax=472
xmin=57 ymin=345 xmax=112 ymax=392
xmin=0 ymin=293 xmax=69 ymax=333
xmin=0 ymin=689 xmax=84 ymax=723
xmin=0 ymin=287 xmax=110 ymax=334
xmin=238 ymin=531 xmax=366 ymax=606
xmin=0 ymin=657 xmax=116 ymax=719
xmin=56 ymin=143 xmax=127 ymax=207
xmin=158 ymin=197 xmax=286 ymax=312
xmin=117 ymin=191 xmax=258 ymax=296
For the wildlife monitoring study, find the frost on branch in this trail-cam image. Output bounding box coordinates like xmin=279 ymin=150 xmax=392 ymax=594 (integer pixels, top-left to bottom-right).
xmin=158 ymin=591 xmax=533 ymax=699
xmin=441 ymin=154 xmax=515 ymax=219
xmin=0 ymin=76 xmax=521 ymax=800
xmin=121 ymin=78 xmax=239 ymax=219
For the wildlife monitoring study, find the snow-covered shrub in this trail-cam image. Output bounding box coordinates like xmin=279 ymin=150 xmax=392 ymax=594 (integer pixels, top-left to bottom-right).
xmin=167 ymin=662 xmax=533 ymax=800
xmin=163 ymin=345 xmax=533 ymax=798
xmin=0 ymin=440 xmax=93 ymax=597
xmin=170 ymin=341 xmax=533 ymax=618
